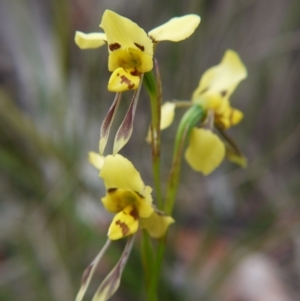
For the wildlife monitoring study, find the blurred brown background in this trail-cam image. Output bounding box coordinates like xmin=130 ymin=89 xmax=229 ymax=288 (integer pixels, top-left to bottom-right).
xmin=1 ymin=0 xmax=300 ymax=300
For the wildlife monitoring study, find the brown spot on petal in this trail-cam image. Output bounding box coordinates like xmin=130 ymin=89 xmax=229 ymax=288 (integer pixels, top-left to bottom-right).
xmin=120 ymin=75 xmax=130 ymax=85
xmin=130 ymin=68 xmax=139 ymax=76
xmin=134 ymin=191 xmax=145 ymax=199
xmin=120 ymin=75 xmax=135 ymax=90
xmin=129 ymin=207 xmax=139 ymax=220
xmin=215 ymin=114 xmax=226 ymax=129
xmin=134 ymin=43 xmax=144 ymax=51
xmin=220 ymin=90 xmax=227 ymax=97
xmin=149 ymin=35 xmax=157 ymax=43
xmin=116 ymin=220 xmax=130 ymax=236
xmin=108 ymin=188 xmax=117 ymax=193
xmin=109 ymin=43 xmax=121 ymax=51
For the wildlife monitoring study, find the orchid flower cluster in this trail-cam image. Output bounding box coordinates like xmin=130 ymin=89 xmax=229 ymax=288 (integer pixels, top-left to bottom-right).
xmin=74 ymin=9 xmax=247 ymax=301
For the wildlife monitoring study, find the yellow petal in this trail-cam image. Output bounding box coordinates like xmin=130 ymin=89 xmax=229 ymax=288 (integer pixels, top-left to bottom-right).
xmin=229 ymin=108 xmax=243 ymax=126
xmin=192 ymin=50 xmax=247 ymax=102
xmin=75 ymin=31 xmax=106 ymax=49
xmin=108 ymin=47 xmax=153 ymax=73
xmin=100 ymin=10 xmax=153 ymax=57
xmin=161 ymin=102 xmax=176 ymax=130
xmin=101 ymin=189 xmax=137 ymax=213
xmin=108 ymin=205 xmax=139 ymax=240
xmin=146 ymin=102 xmax=176 ymax=143
xmin=88 ymin=152 xmax=105 ymax=170
xmin=100 ymin=10 xmax=153 ymax=73
xmin=135 ymin=186 xmax=153 ymax=218
xmin=140 ymin=210 xmax=174 ymax=239
xmin=216 ymin=105 xmax=244 ymax=129
xmin=101 ymin=187 xmax=153 ymax=216
xmin=108 ymin=67 xmax=140 ymax=92
xmin=100 ymin=154 xmax=145 ymax=194
xmin=206 ymin=95 xmax=229 ymax=113
xmin=149 ymin=14 xmax=200 ymax=42
xmin=185 ymin=128 xmax=225 ymax=175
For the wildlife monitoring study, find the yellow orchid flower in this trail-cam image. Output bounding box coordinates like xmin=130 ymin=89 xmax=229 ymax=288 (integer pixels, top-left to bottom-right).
xmin=159 ymin=50 xmax=247 ymax=175
xmin=192 ymin=50 xmax=247 ymax=129
xmin=75 ymin=10 xmax=200 ymax=92
xmin=89 ymin=152 xmax=174 ymax=240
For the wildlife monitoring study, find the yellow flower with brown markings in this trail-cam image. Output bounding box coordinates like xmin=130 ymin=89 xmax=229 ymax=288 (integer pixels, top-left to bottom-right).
xmin=191 ymin=50 xmax=247 ymax=130
xmin=159 ymin=50 xmax=247 ymax=175
xmin=75 ymin=10 xmax=200 ymax=92
xmin=89 ymin=152 xmax=174 ymax=240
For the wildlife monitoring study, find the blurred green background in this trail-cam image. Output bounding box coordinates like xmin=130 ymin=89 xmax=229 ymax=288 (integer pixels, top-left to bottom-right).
xmin=1 ymin=0 xmax=300 ymax=300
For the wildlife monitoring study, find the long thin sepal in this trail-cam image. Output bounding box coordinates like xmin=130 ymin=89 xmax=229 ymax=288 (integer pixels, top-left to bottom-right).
xmin=99 ymin=93 xmax=122 ymax=155
xmin=91 ymin=235 xmax=136 ymax=301
xmin=216 ymin=125 xmax=247 ymax=168
xmin=113 ymin=75 xmax=143 ymax=154
xmin=75 ymin=239 xmax=111 ymax=301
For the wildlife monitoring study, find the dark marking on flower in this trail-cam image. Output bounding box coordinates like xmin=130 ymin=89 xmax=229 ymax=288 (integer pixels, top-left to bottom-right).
xmin=149 ymin=35 xmax=157 ymax=44
xmin=120 ymin=75 xmax=135 ymax=90
xmin=216 ymin=114 xmax=226 ymax=129
xmin=109 ymin=43 xmax=121 ymax=51
xmin=130 ymin=68 xmax=139 ymax=76
xmin=199 ymin=87 xmax=209 ymax=94
xmin=129 ymin=207 xmax=139 ymax=220
xmin=108 ymin=188 xmax=117 ymax=193
xmin=116 ymin=220 xmax=130 ymax=236
xmin=134 ymin=191 xmax=145 ymax=199
xmin=134 ymin=43 xmax=145 ymax=51
xmin=81 ymin=264 xmax=93 ymax=285
xmin=220 ymin=90 xmax=227 ymax=97
xmin=214 ymin=112 xmax=222 ymax=126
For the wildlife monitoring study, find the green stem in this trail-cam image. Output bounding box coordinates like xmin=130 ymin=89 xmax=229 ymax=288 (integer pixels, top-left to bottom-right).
xmin=143 ymin=69 xmax=163 ymax=209
xmin=165 ymin=104 xmax=205 ymax=214
xmin=144 ymin=70 xmax=205 ymax=300
xmin=151 ymin=105 xmax=205 ymax=295
xmin=141 ymin=231 xmax=155 ymax=299
xmin=142 ymin=68 xmax=163 ymax=301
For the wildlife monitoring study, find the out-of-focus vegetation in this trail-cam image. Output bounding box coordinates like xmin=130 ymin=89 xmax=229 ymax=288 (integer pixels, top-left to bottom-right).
xmin=1 ymin=0 xmax=300 ymax=300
